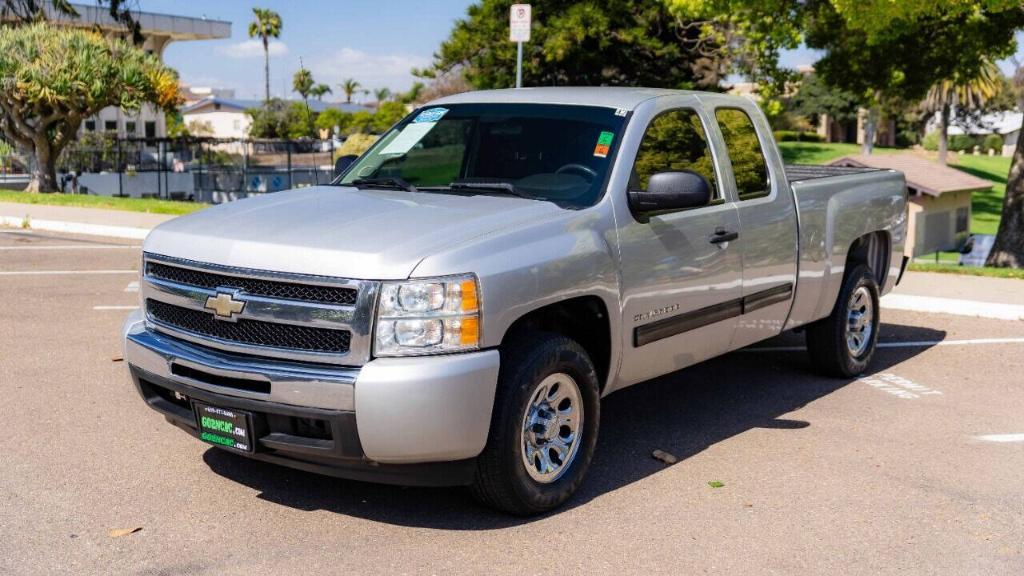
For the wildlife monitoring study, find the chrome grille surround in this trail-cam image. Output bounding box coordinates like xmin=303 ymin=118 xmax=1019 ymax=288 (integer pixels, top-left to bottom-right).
xmin=141 ymin=253 xmax=378 ymax=365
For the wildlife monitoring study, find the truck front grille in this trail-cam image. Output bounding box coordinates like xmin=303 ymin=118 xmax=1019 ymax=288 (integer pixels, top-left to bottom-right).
xmin=146 ymin=261 xmax=357 ymax=306
xmin=147 ymin=299 xmax=352 ymax=354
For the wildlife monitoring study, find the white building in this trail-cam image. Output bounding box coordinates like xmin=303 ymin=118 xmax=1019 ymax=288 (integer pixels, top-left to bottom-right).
xmin=929 ymin=110 xmax=1023 ymax=157
xmin=181 ymin=98 xmax=373 ymax=139
xmin=33 ymin=3 xmax=232 ymax=139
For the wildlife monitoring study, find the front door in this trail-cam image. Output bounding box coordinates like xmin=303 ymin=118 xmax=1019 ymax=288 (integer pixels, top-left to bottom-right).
xmin=616 ymin=106 xmax=743 ymax=386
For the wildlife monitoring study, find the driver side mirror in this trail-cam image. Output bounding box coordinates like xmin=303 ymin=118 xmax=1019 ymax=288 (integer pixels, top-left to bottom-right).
xmin=334 ymin=154 xmax=358 ymax=178
xmin=628 ymin=170 xmax=712 ymax=222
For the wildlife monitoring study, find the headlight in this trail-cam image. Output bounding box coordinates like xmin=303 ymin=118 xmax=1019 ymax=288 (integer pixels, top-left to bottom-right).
xmin=374 ymin=274 xmax=480 ymax=356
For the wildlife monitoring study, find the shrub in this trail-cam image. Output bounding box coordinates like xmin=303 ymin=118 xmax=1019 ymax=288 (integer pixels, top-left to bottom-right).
xmin=983 ymin=133 xmax=1003 ymax=153
xmin=334 ymin=133 xmax=378 ymax=159
xmin=923 ymin=132 xmax=981 ymax=152
xmin=773 ymin=130 xmax=824 ymax=142
xmin=949 ymin=134 xmax=978 ymax=152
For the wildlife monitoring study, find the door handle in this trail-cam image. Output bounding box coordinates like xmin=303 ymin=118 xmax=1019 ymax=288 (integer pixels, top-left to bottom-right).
xmin=709 ymin=228 xmax=739 ymax=244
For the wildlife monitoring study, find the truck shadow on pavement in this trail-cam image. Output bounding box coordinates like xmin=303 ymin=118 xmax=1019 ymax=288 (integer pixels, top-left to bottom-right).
xmin=202 ymin=321 xmax=945 ymax=529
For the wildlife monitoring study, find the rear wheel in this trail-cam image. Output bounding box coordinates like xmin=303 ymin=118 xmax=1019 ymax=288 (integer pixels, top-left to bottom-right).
xmin=806 ymin=264 xmax=880 ymax=377
xmin=470 ymin=332 xmax=600 ymax=515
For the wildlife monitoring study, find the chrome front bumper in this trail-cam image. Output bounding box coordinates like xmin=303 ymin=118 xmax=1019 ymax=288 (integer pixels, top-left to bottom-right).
xmin=123 ymin=310 xmax=501 ymax=467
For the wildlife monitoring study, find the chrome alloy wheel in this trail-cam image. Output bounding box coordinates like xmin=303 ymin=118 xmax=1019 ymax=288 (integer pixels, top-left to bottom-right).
xmin=520 ymin=372 xmax=584 ymax=484
xmin=845 ymin=285 xmax=874 ymax=357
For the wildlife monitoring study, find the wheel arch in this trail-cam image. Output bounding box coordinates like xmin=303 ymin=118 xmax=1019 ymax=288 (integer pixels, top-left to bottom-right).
xmin=500 ymin=296 xmax=613 ymax=393
xmin=846 ymin=230 xmax=891 ymax=290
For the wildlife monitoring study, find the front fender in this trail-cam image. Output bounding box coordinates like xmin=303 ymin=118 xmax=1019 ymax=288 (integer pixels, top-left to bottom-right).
xmin=411 ymin=206 xmax=622 ymax=389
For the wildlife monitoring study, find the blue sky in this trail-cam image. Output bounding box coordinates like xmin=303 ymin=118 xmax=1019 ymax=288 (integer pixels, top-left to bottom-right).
xmin=144 ymin=0 xmax=477 ymax=101
xmin=142 ymin=1 xmax=1018 ymax=102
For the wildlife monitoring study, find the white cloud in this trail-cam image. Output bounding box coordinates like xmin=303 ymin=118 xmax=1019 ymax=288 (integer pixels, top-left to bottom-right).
xmin=309 ymin=47 xmax=430 ymax=93
xmin=219 ymin=40 xmax=289 ymax=59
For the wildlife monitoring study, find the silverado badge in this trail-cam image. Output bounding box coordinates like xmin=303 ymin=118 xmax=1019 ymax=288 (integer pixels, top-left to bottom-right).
xmin=205 ymin=290 xmax=245 ymax=321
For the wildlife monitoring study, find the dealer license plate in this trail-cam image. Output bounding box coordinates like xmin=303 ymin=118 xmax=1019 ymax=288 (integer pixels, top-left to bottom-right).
xmin=193 ymin=401 xmax=254 ymax=453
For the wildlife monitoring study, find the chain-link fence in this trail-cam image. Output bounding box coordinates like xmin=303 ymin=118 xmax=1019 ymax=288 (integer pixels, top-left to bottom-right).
xmin=55 ymin=136 xmax=339 ymax=203
xmin=0 ymin=141 xmax=30 ymax=189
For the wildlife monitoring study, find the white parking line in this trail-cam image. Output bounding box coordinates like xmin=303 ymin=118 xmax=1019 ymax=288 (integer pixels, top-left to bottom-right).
xmin=0 ymin=245 xmax=140 ymax=250
xmin=743 ymin=336 xmax=1024 ymax=353
xmin=0 ymin=269 xmax=137 ymax=276
xmin=93 ymin=305 xmax=140 ymax=311
xmin=125 ymin=281 xmax=139 ymax=293
xmin=975 ymin=434 xmax=1024 ymax=443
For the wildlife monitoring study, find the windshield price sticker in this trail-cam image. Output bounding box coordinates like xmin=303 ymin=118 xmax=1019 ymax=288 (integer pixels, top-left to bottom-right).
xmin=593 ymin=131 xmax=614 ymax=158
xmin=379 ymin=108 xmax=450 ymax=155
xmin=413 ymin=107 xmax=448 ymax=123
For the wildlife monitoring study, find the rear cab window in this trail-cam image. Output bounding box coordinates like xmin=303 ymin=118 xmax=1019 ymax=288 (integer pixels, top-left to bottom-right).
xmin=714 ymin=108 xmax=770 ymax=200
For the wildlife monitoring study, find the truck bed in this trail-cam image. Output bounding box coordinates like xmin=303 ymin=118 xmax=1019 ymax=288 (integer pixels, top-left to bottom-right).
xmin=784 ymin=164 xmax=878 ymax=182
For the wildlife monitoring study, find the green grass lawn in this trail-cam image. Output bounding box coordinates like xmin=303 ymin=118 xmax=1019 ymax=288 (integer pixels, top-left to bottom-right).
xmin=778 ymin=142 xmax=1008 ymax=237
xmin=908 ymin=262 xmax=1024 ymax=279
xmin=0 ymin=189 xmax=207 ymax=216
xmin=946 ymin=155 xmax=1009 ymax=236
xmin=777 ymin=141 xmax=901 ymax=164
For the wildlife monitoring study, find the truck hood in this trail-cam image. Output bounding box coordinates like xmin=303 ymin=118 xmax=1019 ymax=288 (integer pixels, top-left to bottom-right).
xmin=143 ymin=186 xmax=568 ymax=279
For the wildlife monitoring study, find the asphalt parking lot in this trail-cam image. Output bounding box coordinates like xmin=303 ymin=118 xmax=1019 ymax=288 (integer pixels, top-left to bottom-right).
xmin=1 ymin=228 xmax=1022 ymax=575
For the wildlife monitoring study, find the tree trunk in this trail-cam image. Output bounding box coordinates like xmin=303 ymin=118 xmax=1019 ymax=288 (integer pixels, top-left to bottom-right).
xmin=937 ymin=103 xmax=950 ymax=166
xmin=861 ymin=106 xmax=878 ymax=155
xmin=263 ymin=38 xmax=271 ymax=102
xmin=25 ymin=139 xmax=57 ymax=193
xmin=986 ymin=129 xmax=1024 ymax=267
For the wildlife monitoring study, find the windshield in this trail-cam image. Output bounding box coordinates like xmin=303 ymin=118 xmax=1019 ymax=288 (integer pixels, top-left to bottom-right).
xmin=337 ymin=103 xmax=628 ymax=208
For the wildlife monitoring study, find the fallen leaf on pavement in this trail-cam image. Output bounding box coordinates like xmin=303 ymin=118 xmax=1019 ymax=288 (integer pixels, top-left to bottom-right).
xmin=652 ymin=449 xmax=678 ymax=465
xmin=708 ymin=481 xmax=724 ymax=488
xmin=107 ymin=527 xmax=142 ymax=538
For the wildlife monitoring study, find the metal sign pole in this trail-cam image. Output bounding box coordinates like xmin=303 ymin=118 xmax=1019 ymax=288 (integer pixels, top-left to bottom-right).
xmin=516 ymin=41 xmax=523 ymax=88
xmin=510 ymin=4 xmax=530 ymax=89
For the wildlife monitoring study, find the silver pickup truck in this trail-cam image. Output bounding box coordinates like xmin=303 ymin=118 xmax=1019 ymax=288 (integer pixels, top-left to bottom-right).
xmin=123 ymin=88 xmax=907 ymax=514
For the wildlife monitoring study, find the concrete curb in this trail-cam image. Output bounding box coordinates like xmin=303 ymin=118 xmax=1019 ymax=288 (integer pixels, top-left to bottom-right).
xmin=882 ymin=293 xmax=1024 ymax=321
xmin=0 ymin=216 xmax=151 ymax=240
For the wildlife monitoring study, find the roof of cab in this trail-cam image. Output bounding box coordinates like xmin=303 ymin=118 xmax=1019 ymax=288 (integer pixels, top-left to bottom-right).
xmin=427 ymin=87 xmax=700 ymax=110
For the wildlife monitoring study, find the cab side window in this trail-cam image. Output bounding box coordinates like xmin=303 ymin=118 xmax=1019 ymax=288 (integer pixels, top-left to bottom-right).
xmin=715 ymin=108 xmax=770 ymax=199
xmin=631 ymin=108 xmax=719 ymax=200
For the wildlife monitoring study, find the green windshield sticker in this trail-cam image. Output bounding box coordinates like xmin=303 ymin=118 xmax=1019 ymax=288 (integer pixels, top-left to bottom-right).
xmin=594 ymin=131 xmax=614 ymax=158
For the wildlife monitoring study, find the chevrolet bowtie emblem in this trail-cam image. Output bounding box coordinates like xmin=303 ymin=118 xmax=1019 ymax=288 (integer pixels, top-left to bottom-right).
xmin=205 ymin=290 xmax=245 ymax=320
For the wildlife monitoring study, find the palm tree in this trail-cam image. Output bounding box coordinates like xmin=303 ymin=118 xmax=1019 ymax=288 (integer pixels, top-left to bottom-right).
xmin=374 ymin=87 xmax=391 ymax=104
xmin=339 ymin=78 xmax=361 ymax=103
xmin=310 ymin=83 xmax=332 ymax=101
xmin=923 ymin=59 xmax=1002 ymax=165
xmin=292 ymin=67 xmax=314 ymax=101
xmin=248 ymin=7 xmax=282 ymax=102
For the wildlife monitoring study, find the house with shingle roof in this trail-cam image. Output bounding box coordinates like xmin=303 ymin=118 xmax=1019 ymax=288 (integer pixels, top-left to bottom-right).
xmin=830 ymin=153 xmax=992 ymax=257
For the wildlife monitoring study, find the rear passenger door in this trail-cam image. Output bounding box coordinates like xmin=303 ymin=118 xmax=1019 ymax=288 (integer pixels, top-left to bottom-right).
xmin=707 ymin=104 xmax=799 ymax=349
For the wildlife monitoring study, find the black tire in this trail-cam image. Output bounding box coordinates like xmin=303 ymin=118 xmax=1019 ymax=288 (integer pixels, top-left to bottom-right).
xmin=806 ymin=264 xmax=881 ymax=377
xmin=470 ymin=332 xmax=600 ymax=515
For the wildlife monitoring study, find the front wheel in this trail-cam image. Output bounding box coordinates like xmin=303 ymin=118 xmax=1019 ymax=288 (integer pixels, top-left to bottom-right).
xmin=470 ymin=332 xmax=600 ymax=515
xmin=806 ymin=264 xmax=881 ymax=377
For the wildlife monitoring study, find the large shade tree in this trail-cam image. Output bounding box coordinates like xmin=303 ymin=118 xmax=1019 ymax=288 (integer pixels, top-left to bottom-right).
xmin=248 ymin=7 xmax=282 ymax=103
xmin=825 ymin=0 xmax=1024 ymax=267
xmin=0 ymin=23 xmax=180 ymax=192
xmin=421 ymin=0 xmax=724 ymax=90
